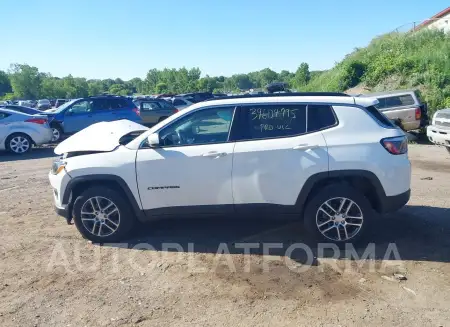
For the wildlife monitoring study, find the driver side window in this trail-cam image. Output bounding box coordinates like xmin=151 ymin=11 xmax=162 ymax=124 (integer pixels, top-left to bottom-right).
xmin=159 ymin=106 xmax=235 ymax=147
xmin=67 ymin=100 xmax=92 ymax=114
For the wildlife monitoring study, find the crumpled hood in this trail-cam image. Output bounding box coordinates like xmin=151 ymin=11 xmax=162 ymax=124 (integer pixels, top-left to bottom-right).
xmin=54 ymin=120 xmax=148 ymax=155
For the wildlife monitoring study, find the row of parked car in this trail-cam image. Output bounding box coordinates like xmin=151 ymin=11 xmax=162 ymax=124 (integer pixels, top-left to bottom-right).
xmin=0 ymin=99 xmax=69 ymax=110
xmin=0 ymin=93 xmax=221 ymax=154
xmin=1 ymin=89 xmax=449 ymax=155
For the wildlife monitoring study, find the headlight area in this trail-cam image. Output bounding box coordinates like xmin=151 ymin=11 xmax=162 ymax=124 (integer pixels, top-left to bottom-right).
xmin=432 ymin=112 xmax=437 ymax=126
xmin=51 ymin=159 xmax=67 ymax=175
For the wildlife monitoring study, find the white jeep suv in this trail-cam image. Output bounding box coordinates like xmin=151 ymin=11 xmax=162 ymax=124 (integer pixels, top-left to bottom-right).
xmin=49 ymin=93 xmax=411 ymax=244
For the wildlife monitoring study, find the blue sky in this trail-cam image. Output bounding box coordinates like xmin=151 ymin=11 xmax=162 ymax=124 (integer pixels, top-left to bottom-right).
xmin=1 ymin=0 xmax=448 ymax=80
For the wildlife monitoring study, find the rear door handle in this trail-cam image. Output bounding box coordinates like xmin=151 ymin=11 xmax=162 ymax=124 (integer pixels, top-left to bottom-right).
xmin=202 ymin=151 xmax=227 ymax=158
xmin=293 ymin=144 xmax=319 ymax=150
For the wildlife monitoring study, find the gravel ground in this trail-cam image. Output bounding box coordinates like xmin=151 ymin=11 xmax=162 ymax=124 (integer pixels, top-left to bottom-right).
xmin=0 ymin=144 xmax=449 ymax=327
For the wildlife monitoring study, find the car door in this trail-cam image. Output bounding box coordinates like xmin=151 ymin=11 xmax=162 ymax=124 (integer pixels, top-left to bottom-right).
xmin=136 ymin=106 xmax=237 ymax=215
xmin=89 ymin=98 xmax=114 ymax=123
xmin=63 ymin=99 xmax=96 ymax=133
xmin=232 ymin=103 xmax=330 ymax=213
xmin=106 ymin=98 xmax=138 ymax=122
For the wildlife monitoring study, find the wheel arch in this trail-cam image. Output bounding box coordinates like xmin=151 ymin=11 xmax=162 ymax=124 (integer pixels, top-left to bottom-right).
xmin=296 ymin=170 xmax=387 ymax=214
xmin=49 ymin=120 xmax=64 ymax=132
xmin=63 ymin=174 xmax=146 ymax=221
xmin=6 ymin=131 xmax=35 ymax=146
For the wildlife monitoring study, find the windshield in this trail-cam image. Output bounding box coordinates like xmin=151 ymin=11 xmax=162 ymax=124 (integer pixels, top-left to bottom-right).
xmin=51 ymin=99 xmax=78 ymax=113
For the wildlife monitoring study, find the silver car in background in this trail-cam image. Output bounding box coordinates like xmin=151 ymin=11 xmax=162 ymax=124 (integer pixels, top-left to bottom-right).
xmin=37 ymin=99 xmax=52 ymax=110
xmin=0 ymin=109 xmax=53 ymax=154
xmin=169 ymin=97 xmax=194 ymax=110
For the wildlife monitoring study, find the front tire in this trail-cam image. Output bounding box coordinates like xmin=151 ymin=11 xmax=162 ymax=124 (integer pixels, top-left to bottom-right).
xmin=303 ymin=184 xmax=373 ymax=244
xmin=73 ymin=186 xmax=136 ymax=243
xmin=6 ymin=133 xmax=32 ymax=154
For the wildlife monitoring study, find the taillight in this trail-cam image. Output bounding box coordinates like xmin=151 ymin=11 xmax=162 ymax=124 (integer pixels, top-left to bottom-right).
xmin=173 ymin=108 xmax=178 ymax=114
xmin=25 ymin=118 xmax=47 ymax=125
xmin=415 ymin=107 xmax=421 ymax=120
xmin=132 ymin=107 xmax=140 ymax=116
xmin=381 ymin=136 xmax=408 ymax=155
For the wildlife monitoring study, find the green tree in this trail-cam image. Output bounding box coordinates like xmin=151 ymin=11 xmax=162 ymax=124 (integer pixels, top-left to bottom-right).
xmin=279 ymin=70 xmax=294 ymax=84
xmin=292 ymin=63 xmax=311 ymax=88
xmin=8 ymin=64 xmax=42 ymax=99
xmin=128 ymin=77 xmax=144 ymax=94
xmin=235 ymin=74 xmax=253 ymax=90
xmin=258 ymin=68 xmax=278 ymax=87
xmin=197 ymin=76 xmax=218 ymax=92
xmin=155 ymin=82 xmax=168 ymax=94
xmin=87 ymin=80 xmax=107 ymax=96
xmin=145 ymin=69 xmax=160 ymax=93
xmin=0 ymin=70 xmax=12 ymax=96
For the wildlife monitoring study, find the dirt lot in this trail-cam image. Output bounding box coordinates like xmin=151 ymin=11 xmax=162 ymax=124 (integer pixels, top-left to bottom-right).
xmin=0 ymin=144 xmax=450 ymax=327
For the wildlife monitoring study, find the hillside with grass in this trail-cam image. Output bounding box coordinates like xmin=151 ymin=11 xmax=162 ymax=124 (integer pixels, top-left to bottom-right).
xmin=300 ymin=30 xmax=450 ymax=114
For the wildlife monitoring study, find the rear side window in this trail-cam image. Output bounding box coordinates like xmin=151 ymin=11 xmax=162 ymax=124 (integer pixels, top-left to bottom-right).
xmin=375 ymin=94 xmax=415 ymax=110
xmin=243 ymin=104 xmax=307 ymax=140
xmin=365 ymin=106 xmax=394 ymax=127
xmin=141 ymin=102 xmax=161 ymax=111
xmin=158 ymin=100 xmax=174 ymax=109
xmin=307 ymin=105 xmax=337 ymax=132
xmin=0 ymin=112 xmax=10 ymax=120
xmin=109 ymin=98 xmax=129 ymax=109
xmin=173 ymin=99 xmax=186 ymax=106
xmin=93 ymin=99 xmax=110 ymax=110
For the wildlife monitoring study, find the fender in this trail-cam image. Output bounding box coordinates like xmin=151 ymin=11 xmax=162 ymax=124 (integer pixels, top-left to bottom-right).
xmin=49 ymin=118 xmax=64 ymax=132
xmin=62 ymin=174 xmax=146 ymax=221
xmin=296 ymin=170 xmax=387 ymax=212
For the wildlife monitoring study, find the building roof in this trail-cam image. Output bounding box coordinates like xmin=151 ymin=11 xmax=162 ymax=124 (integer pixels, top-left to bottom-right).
xmin=416 ymin=7 xmax=450 ymax=29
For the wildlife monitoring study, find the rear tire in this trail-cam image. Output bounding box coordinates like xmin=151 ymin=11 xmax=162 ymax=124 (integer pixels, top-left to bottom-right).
xmin=51 ymin=125 xmax=63 ymax=142
xmin=303 ymin=184 xmax=374 ymax=244
xmin=6 ymin=133 xmax=32 ymax=154
xmin=73 ymin=186 xmax=136 ymax=243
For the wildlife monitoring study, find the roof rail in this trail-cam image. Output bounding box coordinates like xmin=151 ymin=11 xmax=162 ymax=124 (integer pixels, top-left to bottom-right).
xmin=205 ymin=92 xmax=350 ymax=101
xmin=89 ymin=93 xmax=124 ymax=98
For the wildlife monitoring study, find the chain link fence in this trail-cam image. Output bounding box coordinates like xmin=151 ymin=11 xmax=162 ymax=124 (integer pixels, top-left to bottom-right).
xmin=393 ymin=18 xmax=450 ymax=34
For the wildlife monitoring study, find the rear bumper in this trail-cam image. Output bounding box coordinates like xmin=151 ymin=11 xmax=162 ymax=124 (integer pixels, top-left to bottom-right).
xmin=427 ymin=125 xmax=450 ymax=146
xmin=401 ymin=120 xmax=421 ymax=131
xmin=55 ymin=204 xmax=70 ymax=219
xmin=32 ymin=127 xmax=53 ymax=145
xmin=379 ymin=189 xmax=410 ymax=213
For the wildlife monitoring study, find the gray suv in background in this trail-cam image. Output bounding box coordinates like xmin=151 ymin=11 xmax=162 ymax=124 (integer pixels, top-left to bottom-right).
xmin=361 ymin=90 xmax=429 ymax=131
xmin=134 ymin=98 xmax=178 ymax=125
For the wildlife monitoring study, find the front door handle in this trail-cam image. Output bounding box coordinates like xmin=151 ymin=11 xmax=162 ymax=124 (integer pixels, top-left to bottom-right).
xmin=202 ymin=151 xmax=227 ymax=158
xmin=293 ymin=144 xmax=319 ymax=150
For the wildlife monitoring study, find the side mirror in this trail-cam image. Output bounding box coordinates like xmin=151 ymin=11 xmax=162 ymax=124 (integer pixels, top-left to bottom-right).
xmin=147 ymin=133 xmax=160 ymax=148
